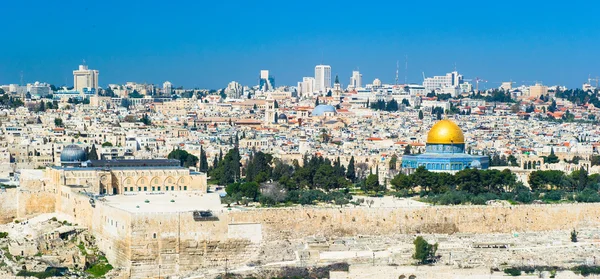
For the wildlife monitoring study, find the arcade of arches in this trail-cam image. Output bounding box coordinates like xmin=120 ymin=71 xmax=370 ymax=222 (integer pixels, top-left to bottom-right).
xmin=46 ymin=167 xmax=207 ymax=195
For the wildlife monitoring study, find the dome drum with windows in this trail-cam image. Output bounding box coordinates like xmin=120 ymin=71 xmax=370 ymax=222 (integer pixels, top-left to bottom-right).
xmin=402 ymin=119 xmax=488 ymax=173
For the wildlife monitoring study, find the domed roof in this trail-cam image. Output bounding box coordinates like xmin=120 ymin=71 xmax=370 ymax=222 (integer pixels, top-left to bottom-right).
xmin=60 ymin=144 xmax=86 ymax=162
xmin=278 ymin=113 xmax=288 ymax=120
xmin=312 ymin=105 xmax=336 ymax=116
xmin=427 ymin=120 xmax=465 ymax=144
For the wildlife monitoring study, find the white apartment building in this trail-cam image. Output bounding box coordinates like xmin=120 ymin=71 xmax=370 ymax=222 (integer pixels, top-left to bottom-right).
xmin=225 ymin=81 xmax=243 ymax=99
xmin=297 ymin=77 xmax=315 ymax=98
xmin=73 ymin=64 xmax=99 ymax=93
xmin=423 ymin=71 xmax=462 ymax=94
xmin=314 ymin=65 xmax=331 ymax=93
xmin=163 ymin=81 xmax=173 ymax=95
xmin=349 ymin=71 xmax=362 ymax=90
xmin=27 ymin=82 xmax=52 ymax=97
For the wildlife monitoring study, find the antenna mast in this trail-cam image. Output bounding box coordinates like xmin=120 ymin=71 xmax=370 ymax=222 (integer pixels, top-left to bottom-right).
xmin=404 ymin=55 xmax=408 ymax=84
xmin=395 ymin=61 xmax=399 ymax=85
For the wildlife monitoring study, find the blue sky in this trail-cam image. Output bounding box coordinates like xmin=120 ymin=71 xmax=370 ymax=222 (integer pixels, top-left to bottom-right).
xmin=1 ymin=0 xmax=598 ymax=89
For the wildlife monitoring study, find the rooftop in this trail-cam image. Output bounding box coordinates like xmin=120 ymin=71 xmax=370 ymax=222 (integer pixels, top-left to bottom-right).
xmin=102 ymin=191 xmax=224 ymax=213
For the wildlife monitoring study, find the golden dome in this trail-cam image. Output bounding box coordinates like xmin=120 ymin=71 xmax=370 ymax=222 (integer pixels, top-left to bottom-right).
xmin=426 ymin=120 xmax=465 ymax=144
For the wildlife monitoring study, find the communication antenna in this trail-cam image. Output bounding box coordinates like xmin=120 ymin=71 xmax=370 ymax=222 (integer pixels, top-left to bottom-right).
xmin=395 ymin=61 xmax=399 ymax=85
xmin=20 ymin=71 xmax=23 ymax=86
xmin=405 ymin=55 xmax=408 ymax=84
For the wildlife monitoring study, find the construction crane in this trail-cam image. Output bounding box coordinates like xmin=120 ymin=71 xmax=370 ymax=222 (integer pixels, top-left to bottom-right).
xmin=464 ymin=77 xmax=487 ymax=93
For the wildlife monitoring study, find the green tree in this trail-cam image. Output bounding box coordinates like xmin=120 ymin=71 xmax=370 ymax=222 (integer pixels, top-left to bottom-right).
xmin=54 ymin=118 xmax=63 ymax=127
xmin=226 ymin=182 xmax=260 ymax=202
xmin=245 ymin=151 xmax=273 ymax=183
xmin=388 ymin=154 xmax=397 ymax=170
xmin=391 ymin=173 xmax=412 ymax=191
xmin=37 ymin=101 xmax=45 ymax=112
xmin=418 ymin=110 xmax=424 ymax=120
xmin=346 ymin=156 xmax=356 ymax=182
xmin=545 ymin=148 xmax=559 ymax=164
xmin=167 ymin=149 xmax=199 ymax=168
xmin=87 ymin=144 xmax=98 ymax=160
xmin=140 ymin=114 xmax=152 ymax=125
xmin=401 ymin=98 xmax=410 ymax=107
xmin=129 ymin=90 xmax=143 ymax=98
xmin=413 ymin=236 xmax=438 ymax=264
xmin=101 ymin=142 xmax=113 ymax=147
xmin=364 ymin=174 xmax=383 ymax=193
xmin=404 ymin=144 xmax=412 ymax=155
xmin=213 ymin=147 xmax=241 ymax=185
xmin=199 ymin=146 xmax=209 ymax=172
xmin=548 ymin=99 xmax=557 ymax=113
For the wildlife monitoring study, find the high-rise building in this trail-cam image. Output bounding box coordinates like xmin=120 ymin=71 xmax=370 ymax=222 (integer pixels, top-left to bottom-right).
xmin=349 ymin=71 xmax=362 ymax=89
xmin=297 ymin=77 xmax=315 ymax=98
xmin=259 ymin=70 xmax=275 ymax=92
xmin=225 ymin=81 xmax=243 ymax=99
xmin=73 ymin=64 xmax=99 ymax=93
xmin=163 ymin=81 xmax=172 ymax=96
xmin=314 ymin=65 xmax=331 ymax=93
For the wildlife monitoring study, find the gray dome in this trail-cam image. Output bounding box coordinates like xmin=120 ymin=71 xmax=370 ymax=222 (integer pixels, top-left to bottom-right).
xmin=278 ymin=113 xmax=288 ymax=120
xmin=61 ymin=145 xmax=86 ymax=162
xmin=312 ymin=105 xmax=336 ymax=116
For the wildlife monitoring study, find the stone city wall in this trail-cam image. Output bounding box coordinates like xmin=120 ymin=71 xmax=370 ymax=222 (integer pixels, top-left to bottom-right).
xmin=127 ymin=211 xmax=258 ymax=278
xmin=56 ymin=187 xmax=132 ymax=268
xmin=119 ymin=203 xmax=600 ymax=279
xmin=226 ymin=204 xmax=600 ymax=241
xmin=0 ymin=188 xmax=18 ymax=224
xmin=16 ymin=190 xmax=56 ymax=219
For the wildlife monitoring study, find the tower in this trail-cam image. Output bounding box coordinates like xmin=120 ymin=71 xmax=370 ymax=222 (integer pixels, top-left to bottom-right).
xmin=314 ymin=65 xmax=331 ymax=93
xmin=73 ymin=64 xmax=99 ymax=93
xmin=264 ymin=94 xmax=276 ymax=125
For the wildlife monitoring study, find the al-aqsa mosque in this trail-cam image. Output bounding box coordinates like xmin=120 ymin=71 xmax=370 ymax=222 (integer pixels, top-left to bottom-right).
xmin=402 ymin=119 xmax=489 ymax=173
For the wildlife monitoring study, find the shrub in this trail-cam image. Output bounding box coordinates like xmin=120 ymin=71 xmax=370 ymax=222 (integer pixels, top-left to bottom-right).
xmin=544 ymin=190 xmax=563 ymax=201
xmin=576 ymin=188 xmax=600 ymax=203
xmin=0 ymin=232 xmax=7 ymax=238
xmin=504 ymin=268 xmax=521 ymax=276
xmin=572 ymin=265 xmax=600 ymax=276
xmin=413 ymin=236 xmax=438 ymax=264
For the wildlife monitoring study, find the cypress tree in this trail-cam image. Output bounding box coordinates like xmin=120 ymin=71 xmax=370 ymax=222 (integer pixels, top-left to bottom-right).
xmin=88 ymin=144 xmax=98 ymax=160
xmin=346 ymin=156 xmax=356 ymax=182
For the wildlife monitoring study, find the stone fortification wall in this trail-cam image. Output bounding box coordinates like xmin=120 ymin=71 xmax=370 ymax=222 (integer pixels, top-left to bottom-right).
xmin=227 ymin=204 xmax=600 ymax=241
xmin=16 ymin=190 xmax=55 ymax=219
xmin=121 ymin=203 xmax=600 ymax=279
xmin=55 ymin=188 xmax=132 ymax=269
xmin=128 ymin=212 xmax=258 ymax=278
xmin=0 ymin=188 xmax=18 ymax=224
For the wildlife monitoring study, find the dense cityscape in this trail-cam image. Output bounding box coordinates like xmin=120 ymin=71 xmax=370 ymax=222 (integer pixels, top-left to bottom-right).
xmin=0 ymin=61 xmax=599 ymax=278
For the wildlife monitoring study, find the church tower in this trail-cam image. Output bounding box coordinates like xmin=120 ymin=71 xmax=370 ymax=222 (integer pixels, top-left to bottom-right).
xmin=264 ymin=94 xmax=276 ymax=125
